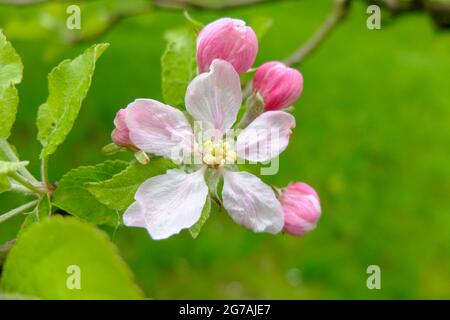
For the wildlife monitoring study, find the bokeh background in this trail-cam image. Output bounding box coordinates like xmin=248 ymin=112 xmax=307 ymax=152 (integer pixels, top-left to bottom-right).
xmin=0 ymin=0 xmax=449 ymax=299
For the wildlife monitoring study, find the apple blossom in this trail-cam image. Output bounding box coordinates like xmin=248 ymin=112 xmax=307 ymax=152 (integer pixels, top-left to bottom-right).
xmin=122 ymin=59 xmax=296 ymax=240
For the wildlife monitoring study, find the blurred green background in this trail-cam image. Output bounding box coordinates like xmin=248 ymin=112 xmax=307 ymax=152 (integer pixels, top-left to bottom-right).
xmin=1 ymin=0 xmax=449 ymax=299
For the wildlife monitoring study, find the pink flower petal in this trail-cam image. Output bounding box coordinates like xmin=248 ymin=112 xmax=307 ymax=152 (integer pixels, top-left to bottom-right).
xmin=236 ymin=111 xmax=295 ymax=162
xmin=222 ymin=170 xmax=283 ymax=233
xmin=111 ymin=109 xmax=133 ymax=147
xmin=126 ymin=99 xmax=194 ymax=162
xmin=124 ymin=168 xmax=209 ymax=240
xmin=185 ymin=59 xmax=242 ymax=134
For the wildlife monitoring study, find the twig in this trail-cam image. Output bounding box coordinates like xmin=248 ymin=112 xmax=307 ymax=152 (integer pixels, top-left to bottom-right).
xmin=243 ymin=0 xmax=351 ymax=96
xmin=66 ymin=8 xmax=150 ymax=45
xmin=153 ymin=0 xmax=281 ymax=10
xmin=0 ymin=200 xmax=38 ymax=224
xmin=66 ymin=0 xmax=286 ymax=44
xmin=369 ymin=0 xmax=421 ymax=15
xmin=283 ymin=0 xmax=351 ymax=67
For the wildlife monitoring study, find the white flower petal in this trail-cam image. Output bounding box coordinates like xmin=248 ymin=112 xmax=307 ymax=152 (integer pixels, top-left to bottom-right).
xmin=222 ymin=170 xmax=284 ymax=233
xmin=123 ymin=201 xmax=146 ymax=227
xmin=236 ymin=111 xmax=295 ymax=162
xmin=185 ymin=59 xmax=242 ymax=134
xmin=126 ymin=99 xmax=193 ymax=162
xmin=130 ymin=168 xmax=208 ymax=240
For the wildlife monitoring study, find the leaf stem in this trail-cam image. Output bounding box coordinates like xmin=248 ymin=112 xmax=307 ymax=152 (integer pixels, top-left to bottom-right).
xmin=40 ymin=156 xmax=52 ymax=192
xmin=0 ymin=200 xmax=38 ymax=224
xmin=0 ymin=139 xmax=39 ymax=184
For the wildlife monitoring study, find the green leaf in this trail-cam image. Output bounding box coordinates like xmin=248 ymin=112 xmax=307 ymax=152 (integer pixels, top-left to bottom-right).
xmin=37 ymin=43 xmax=109 ymax=158
xmin=0 ymin=30 xmax=22 ymax=139
xmin=0 ymin=217 xmax=143 ymax=299
xmin=161 ymin=28 xmax=196 ymax=107
xmin=36 ymin=194 xmax=52 ymax=218
xmin=0 ymin=30 xmax=23 ymax=89
xmin=0 ymin=85 xmax=19 ymax=139
xmin=19 ymin=194 xmax=52 ymax=235
xmin=183 ymin=11 xmax=204 ymax=33
xmin=52 ymin=160 xmax=128 ymax=225
xmin=0 ymin=176 xmax=10 ymax=194
xmin=87 ymin=158 xmax=175 ymax=212
xmin=189 ymin=195 xmax=211 ymax=239
xmin=0 ymin=160 xmax=28 ymax=176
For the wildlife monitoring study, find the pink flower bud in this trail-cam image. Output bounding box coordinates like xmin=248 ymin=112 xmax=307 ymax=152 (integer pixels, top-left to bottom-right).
xmin=111 ymin=108 xmax=133 ymax=148
xmin=253 ymin=61 xmax=304 ymax=111
xmin=280 ymin=182 xmax=321 ymax=236
xmin=197 ymin=18 xmax=258 ymax=74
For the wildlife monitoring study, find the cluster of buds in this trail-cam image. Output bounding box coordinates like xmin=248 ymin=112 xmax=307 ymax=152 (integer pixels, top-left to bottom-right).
xmin=196 ymin=18 xmax=304 ymax=111
xmin=111 ymin=17 xmax=320 ymax=236
xmin=195 ymin=19 xmax=319 ymax=236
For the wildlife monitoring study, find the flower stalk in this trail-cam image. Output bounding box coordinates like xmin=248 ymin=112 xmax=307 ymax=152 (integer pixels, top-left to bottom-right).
xmin=0 ymin=200 xmax=39 ymax=224
xmin=0 ymin=139 xmax=39 ymax=184
xmin=8 ymin=173 xmax=44 ymax=195
xmin=236 ymin=92 xmax=265 ymax=129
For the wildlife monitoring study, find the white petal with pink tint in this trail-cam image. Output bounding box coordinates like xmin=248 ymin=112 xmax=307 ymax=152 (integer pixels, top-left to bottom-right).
xmin=185 ymin=59 xmax=242 ymax=134
xmin=126 ymin=99 xmax=193 ymax=162
xmin=125 ymin=168 xmax=208 ymax=240
xmin=123 ymin=202 xmax=146 ymax=228
xmin=222 ymin=170 xmax=283 ymax=233
xmin=236 ymin=111 xmax=295 ymax=162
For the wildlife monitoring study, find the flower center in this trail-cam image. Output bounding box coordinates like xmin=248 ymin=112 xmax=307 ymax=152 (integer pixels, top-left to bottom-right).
xmin=199 ymin=139 xmax=237 ymax=168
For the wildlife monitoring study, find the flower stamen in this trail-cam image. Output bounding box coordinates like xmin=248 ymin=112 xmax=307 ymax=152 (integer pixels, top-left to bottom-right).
xmin=201 ymin=139 xmax=236 ymax=168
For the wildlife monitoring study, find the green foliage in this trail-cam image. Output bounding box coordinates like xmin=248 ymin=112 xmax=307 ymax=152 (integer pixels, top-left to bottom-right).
xmin=0 ymin=176 xmax=9 ymax=194
xmin=37 ymin=43 xmax=109 ymax=159
xmin=0 ymin=30 xmax=22 ymax=139
xmin=189 ymin=195 xmax=211 ymax=239
xmin=0 ymin=30 xmax=22 ymax=89
xmin=52 ymin=160 xmax=128 ymax=225
xmin=161 ymin=28 xmax=196 ymax=107
xmin=88 ymin=158 xmax=176 ymax=212
xmin=0 ymin=1 xmax=449 ymax=300
xmin=0 ymin=85 xmax=19 ymax=140
xmin=19 ymin=195 xmax=52 ymax=235
xmin=183 ymin=11 xmax=204 ymax=33
xmin=0 ymin=217 xmax=143 ymax=299
xmin=0 ymin=160 xmax=28 ymax=194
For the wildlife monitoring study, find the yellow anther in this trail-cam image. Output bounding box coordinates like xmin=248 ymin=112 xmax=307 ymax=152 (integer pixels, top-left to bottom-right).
xmin=201 ymin=139 xmax=236 ymax=168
